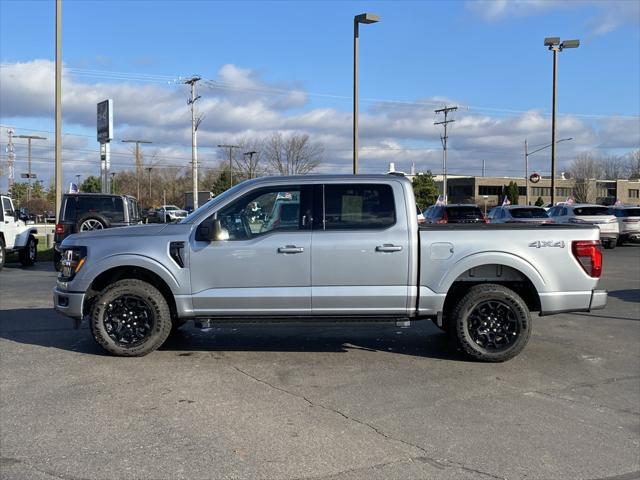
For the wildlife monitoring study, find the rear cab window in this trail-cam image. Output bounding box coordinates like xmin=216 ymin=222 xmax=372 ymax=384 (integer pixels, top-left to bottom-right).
xmin=573 ymin=206 xmax=610 ymax=216
xmin=445 ymin=206 xmax=483 ymax=220
xmin=510 ymin=208 xmax=549 ymax=219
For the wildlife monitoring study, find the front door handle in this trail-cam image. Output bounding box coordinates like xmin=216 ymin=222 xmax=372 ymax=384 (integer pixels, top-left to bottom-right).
xmin=278 ymin=245 xmax=304 ymax=254
xmin=376 ymin=244 xmax=403 ymax=252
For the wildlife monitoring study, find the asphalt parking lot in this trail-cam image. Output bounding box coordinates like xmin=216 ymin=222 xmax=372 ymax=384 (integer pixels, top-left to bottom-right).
xmin=1 ymin=246 xmax=638 ymax=480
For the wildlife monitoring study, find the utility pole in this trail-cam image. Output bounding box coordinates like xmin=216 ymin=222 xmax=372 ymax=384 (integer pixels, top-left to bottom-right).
xmin=524 ymin=139 xmax=529 ymax=205
xmin=6 ymin=128 xmax=15 ymax=192
xmin=218 ymin=144 xmax=240 ymax=188
xmin=55 ymin=0 xmax=62 ymax=222
xmin=75 ymin=174 xmax=81 ymax=188
xmin=482 ymin=159 xmax=485 ymax=177
xmin=434 ymin=105 xmax=457 ymax=203
xmin=146 ymin=167 xmax=153 ymax=202
xmin=184 ymin=77 xmax=201 ymax=209
xmin=243 ymin=150 xmax=258 ymax=179
xmin=110 ymin=172 xmax=117 ymax=193
xmin=16 ymin=135 xmax=46 ymax=206
xmin=121 ymin=139 xmax=151 ymax=200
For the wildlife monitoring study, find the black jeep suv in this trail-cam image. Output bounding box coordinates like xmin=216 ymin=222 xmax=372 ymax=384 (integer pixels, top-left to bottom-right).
xmin=54 ymin=193 xmax=140 ymax=269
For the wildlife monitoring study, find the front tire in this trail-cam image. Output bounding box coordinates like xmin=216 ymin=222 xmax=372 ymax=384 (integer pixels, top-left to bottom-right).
xmin=451 ymin=284 xmax=532 ymax=362
xmin=90 ymin=279 xmax=172 ymax=356
xmin=0 ymin=237 xmax=5 ymax=271
xmin=19 ymin=235 xmax=37 ymax=266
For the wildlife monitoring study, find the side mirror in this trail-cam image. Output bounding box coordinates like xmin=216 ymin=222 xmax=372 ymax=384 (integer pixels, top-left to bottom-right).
xmin=196 ymin=218 xmax=228 ymax=242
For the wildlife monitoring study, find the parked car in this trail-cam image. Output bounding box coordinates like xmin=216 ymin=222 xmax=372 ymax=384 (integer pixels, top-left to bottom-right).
xmin=54 ymin=193 xmax=140 ymax=269
xmin=425 ymin=204 xmax=485 ymax=224
xmin=44 ymin=211 xmax=56 ymax=223
xmin=53 ymin=175 xmax=607 ymax=361
xmin=151 ymin=205 xmax=188 ymax=223
xmin=487 ymin=206 xmax=552 ymax=224
xmin=547 ymin=203 xmax=619 ymax=249
xmin=609 ymin=206 xmax=640 ymax=245
xmin=0 ymin=195 xmax=38 ymax=270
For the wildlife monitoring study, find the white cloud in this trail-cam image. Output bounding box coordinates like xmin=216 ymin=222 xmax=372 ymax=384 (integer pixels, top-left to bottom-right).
xmin=0 ymin=59 xmax=638 ymax=186
xmin=465 ymin=0 xmax=640 ymax=36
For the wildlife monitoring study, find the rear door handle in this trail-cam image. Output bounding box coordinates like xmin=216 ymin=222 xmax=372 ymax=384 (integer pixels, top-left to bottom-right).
xmin=376 ymin=244 xmax=403 ymax=252
xmin=278 ymin=245 xmax=304 ymax=254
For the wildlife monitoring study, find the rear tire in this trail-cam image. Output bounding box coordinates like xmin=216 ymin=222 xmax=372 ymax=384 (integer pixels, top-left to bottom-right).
xmin=603 ymin=240 xmax=616 ymax=250
xmin=451 ymin=284 xmax=532 ymax=362
xmin=90 ymin=279 xmax=172 ymax=356
xmin=19 ymin=235 xmax=37 ymax=266
xmin=616 ymin=236 xmax=625 ymax=246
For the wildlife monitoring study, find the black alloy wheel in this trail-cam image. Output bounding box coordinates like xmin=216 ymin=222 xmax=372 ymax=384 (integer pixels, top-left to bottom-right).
xmin=466 ymin=300 xmax=519 ymax=352
xmin=103 ymin=295 xmax=156 ymax=347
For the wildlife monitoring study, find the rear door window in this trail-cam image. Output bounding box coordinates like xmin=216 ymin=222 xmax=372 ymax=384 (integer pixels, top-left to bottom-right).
xmin=573 ymin=206 xmax=610 ymax=216
xmin=445 ymin=206 xmax=483 ymax=220
xmin=323 ymin=184 xmax=395 ymax=230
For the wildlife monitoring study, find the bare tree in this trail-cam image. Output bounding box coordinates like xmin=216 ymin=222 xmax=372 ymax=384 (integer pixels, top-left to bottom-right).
xmin=264 ymin=132 xmax=323 ymax=175
xmin=600 ymin=155 xmax=625 ymax=180
xmin=569 ymin=153 xmax=599 ymax=203
xmin=627 ymin=149 xmax=640 ymax=180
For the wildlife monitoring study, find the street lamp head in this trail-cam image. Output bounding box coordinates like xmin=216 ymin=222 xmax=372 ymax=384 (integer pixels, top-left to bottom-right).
xmin=560 ymin=39 xmax=580 ymax=50
xmin=544 ymin=37 xmax=560 ymax=47
xmin=355 ymin=13 xmax=380 ymax=24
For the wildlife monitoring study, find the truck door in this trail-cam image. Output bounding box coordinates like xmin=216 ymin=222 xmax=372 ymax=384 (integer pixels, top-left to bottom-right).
xmin=189 ymin=185 xmax=313 ymax=316
xmin=1 ymin=197 xmax=19 ymax=249
xmin=311 ymin=182 xmax=411 ymax=315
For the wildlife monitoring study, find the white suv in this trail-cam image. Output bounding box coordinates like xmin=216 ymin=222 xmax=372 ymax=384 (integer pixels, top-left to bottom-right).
xmin=609 ymin=206 xmax=640 ymax=245
xmin=548 ymin=203 xmax=619 ymax=249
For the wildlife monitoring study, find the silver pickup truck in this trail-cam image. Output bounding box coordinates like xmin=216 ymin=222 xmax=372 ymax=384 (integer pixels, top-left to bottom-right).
xmin=53 ymin=175 xmax=607 ymax=361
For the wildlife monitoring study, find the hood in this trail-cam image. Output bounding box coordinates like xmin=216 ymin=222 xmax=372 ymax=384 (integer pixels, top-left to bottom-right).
xmin=61 ymin=223 xmax=178 ymax=245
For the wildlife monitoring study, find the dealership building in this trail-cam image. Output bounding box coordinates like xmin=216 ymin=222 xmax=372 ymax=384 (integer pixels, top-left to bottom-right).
xmin=386 ymin=164 xmax=640 ymax=207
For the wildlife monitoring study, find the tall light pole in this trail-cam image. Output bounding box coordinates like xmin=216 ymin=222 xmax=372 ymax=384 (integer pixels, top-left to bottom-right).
xmin=353 ymin=12 xmax=380 ymax=175
xmin=544 ymin=37 xmax=579 ymax=205
xmin=110 ymin=172 xmax=117 ymax=193
xmin=122 ymin=139 xmax=152 ymax=200
xmin=75 ymin=174 xmax=81 ymax=188
xmin=218 ymin=144 xmax=240 ymax=187
xmin=524 ymin=137 xmax=572 ymax=205
xmin=16 ymin=134 xmax=46 ymax=206
xmin=55 ymin=0 xmax=62 ymax=223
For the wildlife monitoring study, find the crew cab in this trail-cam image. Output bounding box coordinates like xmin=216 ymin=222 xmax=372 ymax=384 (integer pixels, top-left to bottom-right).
xmin=53 ymin=175 xmax=607 ymax=361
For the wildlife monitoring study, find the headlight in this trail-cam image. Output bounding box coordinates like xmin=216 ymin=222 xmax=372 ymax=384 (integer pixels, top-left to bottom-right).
xmin=59 ymin=246 xmax=87 ymax=281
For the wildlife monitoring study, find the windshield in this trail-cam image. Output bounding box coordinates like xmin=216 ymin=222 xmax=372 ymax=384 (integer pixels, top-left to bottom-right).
xmin=574 ymin=206 xmax=610 ymax=216
xmin=510 ymin=208 xmax=549 ymax=219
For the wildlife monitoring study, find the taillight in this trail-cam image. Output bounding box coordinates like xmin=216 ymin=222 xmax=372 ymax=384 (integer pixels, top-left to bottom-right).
xmin=55 ymin=223 xmax=64 ymax=235
xmin=572 ymin=240 xmax=603 ymax=278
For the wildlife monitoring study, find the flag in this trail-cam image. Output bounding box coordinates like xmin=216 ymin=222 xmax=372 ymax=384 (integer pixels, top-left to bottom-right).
xmin=502 ymin=196 xmax=511 ymax=206
xmin=613 ymin=199 xmax=622 ymax=208
xmin=435 ymin=195 xmax=445 ymax=206
xmin=565 ymin=197 xmax=574 ymax=206
xmin=69 ymin=183 xmax=78 ymax=193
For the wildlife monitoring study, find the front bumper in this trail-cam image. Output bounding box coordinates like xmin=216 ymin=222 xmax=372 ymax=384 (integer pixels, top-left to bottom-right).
xmin=53 ymin=287 xmax=84 ymax=321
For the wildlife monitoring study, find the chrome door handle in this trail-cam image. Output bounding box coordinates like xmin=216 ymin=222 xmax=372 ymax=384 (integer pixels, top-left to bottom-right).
xmin=376 ymin=244 xmax=403 ymax=252
xmin=278 ymin=245 xmax=304 ymax=254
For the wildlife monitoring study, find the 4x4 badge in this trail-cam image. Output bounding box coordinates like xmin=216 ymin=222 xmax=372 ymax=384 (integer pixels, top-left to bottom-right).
xmin=529 ymin=240 xmax=566 ymax=248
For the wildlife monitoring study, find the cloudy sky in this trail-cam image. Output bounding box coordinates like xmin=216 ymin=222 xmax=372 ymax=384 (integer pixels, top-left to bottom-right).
xmin=1 ymin=0 xmax=639 ymax=189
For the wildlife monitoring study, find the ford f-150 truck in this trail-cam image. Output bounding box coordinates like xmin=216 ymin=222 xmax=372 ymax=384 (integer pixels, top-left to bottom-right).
xmin=53 ymin=175 xmax=607 ymax=361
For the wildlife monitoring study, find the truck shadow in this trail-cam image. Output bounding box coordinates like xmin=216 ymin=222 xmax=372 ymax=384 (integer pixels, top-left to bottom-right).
xmin=0 ymin=308 xmax=467 ymax=361
xmin=607 ymin=289 xmax=640 ymax=304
